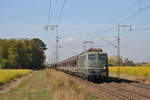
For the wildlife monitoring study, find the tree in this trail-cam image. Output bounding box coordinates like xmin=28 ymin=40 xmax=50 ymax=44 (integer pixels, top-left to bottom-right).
xmin=30 ymin=38 xmax=47 ymax=69
xmin=0 ymin=59 xmax=10 ymax=69
xmin=108 ymin=56 xmax=123 ymax=66
xmin=31 ymin=38 xmax=47 ymax=50
xmin=123 ymin=58 xmax=135 ymax=66
xmin=144 ymin=62 xmax=150 ymax=66
xmin=0 ymin=38 xmax=47 ymax=69
xmin=108 ymin=56 xmax=136 ymax=66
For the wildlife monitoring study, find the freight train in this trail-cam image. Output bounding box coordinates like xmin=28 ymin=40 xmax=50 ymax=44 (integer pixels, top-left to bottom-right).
xmin=52 ymin=48 xmax=109 ymax=81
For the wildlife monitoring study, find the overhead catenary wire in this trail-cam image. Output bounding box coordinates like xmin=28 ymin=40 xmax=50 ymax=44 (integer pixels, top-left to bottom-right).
xmin=57 ymin=0 xmax=66 ymax=24
xmin=50 ymin=0 xmax=66 ymax=62
xmin=47 ymin=0 xmax=52 ymax=25
xmin=94 ymin=1 xmax=150 ymax=75
xmin=119 ymin=3 xmax=150 ymax=24
xmin=93 ymin=0 xmax=140 ymax=34
xmin=120 ymin=22 xmax=150 ymax=36
xmin=83 ymin=0 xmax=150 ymax=55
xmin=90 ymin=0 xmax=150 ymax=39
xmin=55 ymin=0 xmax=66 ymax=61
xmin=138 ymin=0 xmax=142 ymax=12
xmin=134 ymin=24 xmax=150 ymax=31
xmin=85 ymin=0 xmax=140 ymax=44
xmin=44 ymin=0 xmax=67 ymax=62
xmin=90 ymin=1 xmax=150 ymax=47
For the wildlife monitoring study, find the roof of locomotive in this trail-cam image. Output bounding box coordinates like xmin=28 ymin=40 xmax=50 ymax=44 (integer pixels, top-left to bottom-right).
xmin=79 ymin=48 xmax=103 ymax=55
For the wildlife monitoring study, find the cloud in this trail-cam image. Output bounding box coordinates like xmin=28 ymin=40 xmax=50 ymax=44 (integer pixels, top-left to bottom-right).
xmin=62 ymin=37 xmax=81 ymax=43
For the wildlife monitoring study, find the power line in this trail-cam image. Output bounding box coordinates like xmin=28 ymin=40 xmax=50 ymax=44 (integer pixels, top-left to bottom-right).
xmin=47 ymin=0 xmax=52 ymax=25
xmin=136 ymin=27 xmax=150 ymax=31
xmin=57 ymin=0 xmax=66 ymax=24
xmin=85 ymin=0 xmax=139 ymax=44
xmin=83 ymin=1 xmax=150 ymax=52
xmin=115 ymin=3 xmax=150 ymax=35
xmin=138 ymin=0 xmax=142 ymax=12
xmin=88 ymin=1 xmax=150 ymax=46
xmin=45 ymin=0 xmax=66 ymax=63
xmin=44 ymin=0 xmax=52 ymax=64
xmin=93 ymin=0 xmax=139 ymax=34
xmin=93 ymin=0 xmax=150 ymax=37
xmin=119 ymin=3 xmax=150 ymax=24
xmin=134 ymin=24 xmax=150 ymax=31
xmin=54 ymin=0 xmax=66 ymax=62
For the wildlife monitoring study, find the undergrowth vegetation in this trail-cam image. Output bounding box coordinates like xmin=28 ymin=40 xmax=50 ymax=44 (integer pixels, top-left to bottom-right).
xmin=109 ymin=66 xmax=150 ymax=77
xmin=47 ymin=69 xmax=99 ymax=100
xmin=0 ymin=69 xmax=32 ymax=85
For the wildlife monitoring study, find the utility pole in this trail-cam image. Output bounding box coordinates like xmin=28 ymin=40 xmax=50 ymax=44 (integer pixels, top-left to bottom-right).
xmin=44 ymin=25 xmax=60 ymax=63
xmin=98 ymin=25 xmax=132 ymax=78
xmin=117 ymin=25 xmax=132 ymax=78
xmin=56 ymin=28 xmax=60 ymax=63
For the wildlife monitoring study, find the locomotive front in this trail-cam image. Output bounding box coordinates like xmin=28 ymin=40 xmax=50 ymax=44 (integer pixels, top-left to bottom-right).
xmin=88 ymin=52 xmax=108 ymax=79
xmin=78 ymin=48 xmax=108 ymax=80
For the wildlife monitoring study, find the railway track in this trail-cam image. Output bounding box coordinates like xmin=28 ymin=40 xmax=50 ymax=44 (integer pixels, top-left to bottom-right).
xmin=121 ymin=82 xmax=150 ymax=93
xmin=106 ymin=82 xmax=150 ymax=100
xmin=129 ymin=82 xmax=150 ymax=90
xmin=68 ymin=75 xmax=150 ymax=100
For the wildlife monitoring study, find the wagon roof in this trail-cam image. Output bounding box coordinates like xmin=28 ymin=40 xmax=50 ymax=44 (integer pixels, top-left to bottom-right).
xmin=57 ymin=48 xmax=103 ymax=64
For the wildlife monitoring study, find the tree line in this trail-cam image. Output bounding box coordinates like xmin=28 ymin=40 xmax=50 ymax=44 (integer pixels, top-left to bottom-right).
xmin=0 ymin=38 xmax=47 ymax=69
xmin=108 ymin=56 xmax=150 ymax=66
xmin=108 ymin=56 xmax=136 ymax=66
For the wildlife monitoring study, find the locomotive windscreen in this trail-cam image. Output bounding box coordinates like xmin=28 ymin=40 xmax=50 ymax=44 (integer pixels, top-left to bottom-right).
xmin=99 ymin=54 xmax=107 ymax=67
xmin=88 ymin=54 xmax=97 ymax=60
xmin=88 ymin=53 xmax=107 ymax=68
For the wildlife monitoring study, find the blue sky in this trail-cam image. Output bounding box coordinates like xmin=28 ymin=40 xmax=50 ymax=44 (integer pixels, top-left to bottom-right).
xmin=0 ymin=0 xmax=150 ymax=63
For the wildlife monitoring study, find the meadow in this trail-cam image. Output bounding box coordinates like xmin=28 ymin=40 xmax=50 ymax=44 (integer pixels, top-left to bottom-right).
xmin=47 ymin=69 xmax=98 ymax=100
xmin=109 ymin=66 xmax=150 ymax=78
xmin=0 ymin=69 xmax=32 ymax=85
xmin=0 ymin=69 xmax=98 ymax=100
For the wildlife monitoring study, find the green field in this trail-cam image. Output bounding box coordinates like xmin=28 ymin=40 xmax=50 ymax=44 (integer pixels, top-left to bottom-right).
xmin=0 ymin=70 xmax=52 ymax=100
xmin=109 ymin=66 xmax=150 ymax=78
xmin=0 ymin=69 xmax=32 ymax=85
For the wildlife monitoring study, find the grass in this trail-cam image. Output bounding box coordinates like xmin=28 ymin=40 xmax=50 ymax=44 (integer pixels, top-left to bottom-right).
xmin=47 ymin=69 xmax=99 ymax=100
xmin=0 ymin=70 xmax=52 ymax=100
xmin=109 ymin=66 xmax=150 ymax=78
xmin=0 ymin=69 xmax=99 ymax=100
xmin=0 ymin=69 xmax=32 ymax=85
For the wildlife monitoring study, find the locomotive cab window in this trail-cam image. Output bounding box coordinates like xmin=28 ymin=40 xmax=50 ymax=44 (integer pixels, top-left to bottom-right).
xmin=88 ymin=54 xmax=97 ymax=60
xmin=99 ymin=55 xmax=107 ymax=60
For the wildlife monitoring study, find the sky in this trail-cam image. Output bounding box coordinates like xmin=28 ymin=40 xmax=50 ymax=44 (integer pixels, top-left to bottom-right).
xmin=0 ymin=0 xmax=150 ymax=63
